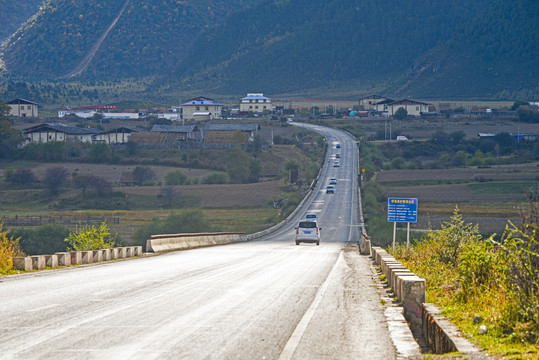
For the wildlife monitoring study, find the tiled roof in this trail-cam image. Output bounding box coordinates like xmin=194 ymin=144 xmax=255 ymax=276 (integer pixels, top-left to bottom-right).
xmin=241 ymin=94 xmax=271 ymax=101
xmin=101 ymin=126 xmax=148 ymax=134
xmin=205 ymin=123 xmax=260 ymax=132
xmin=22 ymin=123 xmax=101 ymax=135
xmin=6 ymin=98 xmax=38 ymax=105
xmin=151 ymin=124 xmax=199 ymax=133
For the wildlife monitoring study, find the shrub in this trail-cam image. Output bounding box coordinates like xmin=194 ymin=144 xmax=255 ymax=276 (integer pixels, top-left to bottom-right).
xmin=10 ymin=224 xmax=70 ymax=255
xmin=202 ymin=173 xmax=228 ymax=184
xmin=0 ymin=223 xmax=23 ymax=274
xmin=165 ymin=170 xmax=187 ymax=185
xmin=65 ymin=223 xmax=118 ymax=251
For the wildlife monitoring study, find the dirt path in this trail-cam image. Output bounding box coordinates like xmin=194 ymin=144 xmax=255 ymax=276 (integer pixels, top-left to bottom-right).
xmin=64 ymin=0 xmax=129 ymax=78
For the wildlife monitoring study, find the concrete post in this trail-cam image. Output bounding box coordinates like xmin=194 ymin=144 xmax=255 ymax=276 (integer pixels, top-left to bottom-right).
xmin=70 ymin=251 xmax=82 ymax=265
xmin=126 ymin=247 xmax=134 ymax=257
xmin=396 ymin=274 xmax=422 ymax=301
xmin=55 ymin=252 xmax=72 ymax=266
xmin=118 ymin=247 xmax=127 ymax=258
xmin=400 ymin=276 xmax=426 ymax=331
xmin=390 ymin=270 xmax=415 ymax=294
xmin=92 ymin=250 xmax=103 ymax=262
xmin=111 ymin=248 xmax=119 ymax=259
xmin=81 ymin=251 xmax=93 ymax=264
xmin=45 ymin=254 xmax=59 ymax=268
xmin=31 ymin=255 xmax=46 ymax=270
xmin=102 ymin=249 xmax=111 ymax=261
xmin=13 ymin=257 xmax=33 ymax=271
xmin=134 ymin=246 xmax=143 ymax=256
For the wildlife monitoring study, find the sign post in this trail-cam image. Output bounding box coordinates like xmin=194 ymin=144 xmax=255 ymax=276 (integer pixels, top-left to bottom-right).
xmin=387 ymin=197 xmax=418 ymax=252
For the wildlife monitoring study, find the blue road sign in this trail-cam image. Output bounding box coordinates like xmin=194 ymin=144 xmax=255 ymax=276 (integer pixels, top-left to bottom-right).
xmin=387 ymin=197 xmax=418 ymax=223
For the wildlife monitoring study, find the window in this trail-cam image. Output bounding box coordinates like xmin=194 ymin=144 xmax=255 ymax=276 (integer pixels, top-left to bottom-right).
xmin=416 ymin=106 xmax=419 ymax=111
xmin=196 ymin=106 xmax=200 ymax=111
xmin=205 ymin=106 xmax=208 ymax=110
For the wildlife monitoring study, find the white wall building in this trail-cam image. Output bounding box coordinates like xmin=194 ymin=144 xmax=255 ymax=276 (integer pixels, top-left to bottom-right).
xmin=240 ymin=93 xmax=272 ymax=113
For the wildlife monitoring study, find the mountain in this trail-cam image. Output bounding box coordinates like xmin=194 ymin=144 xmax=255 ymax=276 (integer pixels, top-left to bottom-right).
xmin=1 ymin=0 xmax=259 ymax=79
xmin=161 ymin=0 xmax=492 ymax=95
xmin=388 ymin=0 xmax=539 ymax=99
xmin=1 ymin=0 xmax=537 ymax=100
xmin=0 ymin=0 xmax=42 ymax=42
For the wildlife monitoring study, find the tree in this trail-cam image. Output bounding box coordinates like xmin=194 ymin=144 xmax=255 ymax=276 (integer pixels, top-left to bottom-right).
xmin=248 ymin=158 xmax=262 ymax=183
xmin=87 ymin=143 xmax=111 ymax=163
xmin=132 ymin=166 xmax=155 ymax=185
xmin=393 ymin=107 xmax=408 ymax=120
xmin=494 ymin=132 xmax=514 ymax=154
xmin=0 ymin=100 xmax=22 ymax=159
xmin=511 ymin=99 xmax=529 ymax=110
xmin=158 ymin=186 xmax=178 ymax=207
xmin=73 ymin=174 xmax=112 ymax=196
xmin=9 ymin=168 xmax=36 ymax=186
xmin=226 ymin=148 xmax=250 ymax=183
xmin=42 ymin=166 xmax=69 ymax=194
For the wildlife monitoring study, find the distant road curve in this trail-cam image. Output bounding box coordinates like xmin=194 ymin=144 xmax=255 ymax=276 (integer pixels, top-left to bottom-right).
xmin=63 ymin=0 xmax=129 ymax=78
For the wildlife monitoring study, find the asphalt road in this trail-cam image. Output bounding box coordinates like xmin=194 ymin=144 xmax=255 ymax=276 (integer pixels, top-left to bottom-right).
xmin=0 ymin=124 xmax=416 ymax=359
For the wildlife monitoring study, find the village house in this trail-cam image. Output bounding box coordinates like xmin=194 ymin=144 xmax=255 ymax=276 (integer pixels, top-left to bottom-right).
xmin=6 ymin=98 xmax=39 ymax=117
xmin=21 ymin=123 xmax=101 ymax=145
xmin=387 ymin=99 xmax=430 ymax=117
xmin=240 ymin=93 xmax=272 ymax=114
xmin=92 ymin=126 xmax=148 ymax=144
xmin=181 ymin=97 xmax=223 ymax=121
xmin=128 ymin=124 xmax=201 ymax=149
xmin=204 ymin=123 xmax=261 ymax=148
xmin=358 ymin=95 xmax=391 ymax=110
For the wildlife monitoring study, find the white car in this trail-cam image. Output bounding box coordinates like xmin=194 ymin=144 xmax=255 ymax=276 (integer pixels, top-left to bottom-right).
xmin=329 ymin=178 xmax=337 ymax=185
xmin=333 ymin=161 xmax=339 ymax=167
xmin=295 ymin=220 xmax=321 ymax=245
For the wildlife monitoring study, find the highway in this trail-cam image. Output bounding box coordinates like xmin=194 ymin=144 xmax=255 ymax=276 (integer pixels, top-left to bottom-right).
xmin=0 ymin=124 xmax=415 ymax=359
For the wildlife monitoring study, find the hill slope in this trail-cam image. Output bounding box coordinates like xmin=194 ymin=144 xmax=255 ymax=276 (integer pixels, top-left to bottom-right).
xmin=389 ymin=0 xmax=539 ymax=99
xmin=1 ymin=0 xmax=258 ymax=79
xmin=0 ymin=0 xmax=42 ymax=42
xmin=161 ymin=0 xmax=491 ymax=96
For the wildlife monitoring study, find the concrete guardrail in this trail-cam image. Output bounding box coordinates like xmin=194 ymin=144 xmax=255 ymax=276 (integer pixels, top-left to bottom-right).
xmin=146 ymin=232 xmax=246 ymax=253
xmin=370 ymin=246 xmax=483 ymax=355
xmin=12 ymin=246 xmax=143 ymax=272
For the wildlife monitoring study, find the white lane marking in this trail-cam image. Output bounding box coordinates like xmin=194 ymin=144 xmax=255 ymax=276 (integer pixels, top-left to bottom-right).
xmin=26 ymin=304 xmax=60 ymax=313
xmin=278 ymin=251 xmax=343 ymax=360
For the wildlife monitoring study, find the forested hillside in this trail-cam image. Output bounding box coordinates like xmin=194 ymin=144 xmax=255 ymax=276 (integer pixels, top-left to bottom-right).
xmin=161 ymin=0 xmax=491 ymax=95
xmin=1 ymin=0 xmax=537 ymax=100
xmin=389 ymin=0 xmax=539 ymax=100
xmin=1 ymin=0 xmax=258 ymax=79
xmin=0 ymin=0 xmax=42 ymax=42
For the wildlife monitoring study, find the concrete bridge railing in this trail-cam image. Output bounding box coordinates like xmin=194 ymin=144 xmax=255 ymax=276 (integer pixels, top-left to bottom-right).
xmin=12 ymin=246 xmax=143 ymax=272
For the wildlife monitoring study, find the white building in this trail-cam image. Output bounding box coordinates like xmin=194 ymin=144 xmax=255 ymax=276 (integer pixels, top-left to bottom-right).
xmin=181 ymin=97 xmax=223 ymax=121
xmin=6 ymin=98 xmax=38 ymax=117
xmin=387 ymin=99 xmax=430 ymax=117
xmin=240 ymin=93 xmax=272 ymax=113
xmin=22 ymin=123 xmax=101 ymax=145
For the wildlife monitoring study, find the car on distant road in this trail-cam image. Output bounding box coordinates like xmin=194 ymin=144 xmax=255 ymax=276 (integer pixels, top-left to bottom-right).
xmin=305 ymin=213 xmax=317 ymax=221
xmin=336 ymin=143 xmax=341 ymax=148
xmin=295 ymin=220 xmax=321 ymax=245
xmin=326 ymin=185 xmax=335 ymax=194
xmin=329 ymin=178 xmax=337 ymax=185
xmin=335 ymin=153 xmax=340 ymax=158
xmin=333 ymin=161 xmax=339 ymax=167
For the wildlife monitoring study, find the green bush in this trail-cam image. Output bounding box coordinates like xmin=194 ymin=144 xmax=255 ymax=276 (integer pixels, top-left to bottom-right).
xmin=10 ymin=224 xmax=70 ymax=255
xmin=165 ymin=170 xmax=188 ymax=185
xmin=65 ymin=223 xmax=118 ymax=251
